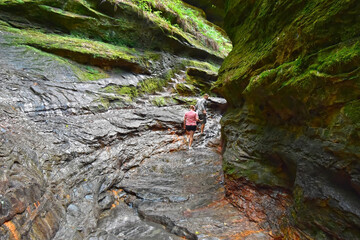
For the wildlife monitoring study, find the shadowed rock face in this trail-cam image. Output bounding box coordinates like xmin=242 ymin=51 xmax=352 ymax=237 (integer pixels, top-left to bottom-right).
xmin=217 ymin=0 xmax=360 ymax=238
xmin=181 ymin=0 xmax=225 ymax=27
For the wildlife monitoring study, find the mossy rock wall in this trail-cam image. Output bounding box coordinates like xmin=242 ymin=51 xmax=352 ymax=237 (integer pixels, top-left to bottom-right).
xmin=217 ymin=0 xmax=360 ymax=238
xmin=181 ymin=0 xmax=225 ymax=27
xmin=0 ymin=0 xmax=225 ymax=63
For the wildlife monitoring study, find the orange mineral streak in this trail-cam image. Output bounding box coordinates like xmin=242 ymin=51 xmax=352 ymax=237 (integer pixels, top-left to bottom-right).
xmin=4 ymin=221 xmax=21 ymax=240
xmin=168 ymin=129 xmax=176 ymax=135
xmin=231 ymin=218 xmax=246 ymax=223
xmin=110 ymin=189 xmax=123 ymax=198
xmin=281 ymin=227 xmax=306 ymax=240
xmin=171 ymin=135 xmax=182 ymax=143
xmin=229 ymin=229 xmax=265 ymax=239
xmin=26 ymin=206 xmax=31 ymax=214
xmin=188 ymin=198 xmax=228 ymax=213
xmin=111 ymin=189 xmax=118 ymax=197
xmin=33 ymin=201 xmax=41 ymax=209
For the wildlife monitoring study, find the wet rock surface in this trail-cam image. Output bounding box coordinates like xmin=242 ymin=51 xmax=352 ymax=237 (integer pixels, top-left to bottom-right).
xmin=0 ymin=31 xmax=283 ymax=239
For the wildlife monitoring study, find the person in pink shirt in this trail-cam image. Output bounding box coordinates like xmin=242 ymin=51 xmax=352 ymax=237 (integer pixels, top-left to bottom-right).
xmin=184 ymin=105 xmax=199 ymax=150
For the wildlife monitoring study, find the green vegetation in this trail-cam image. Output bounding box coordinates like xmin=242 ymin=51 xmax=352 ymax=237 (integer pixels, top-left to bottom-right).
xmin=219 ymin=0 xmax=360 ymax=239
xmin=236 ymin=39 xmax=360 ymax=126
xmin=73 ymin=65 xmax=109 ymax=81
xmin=172 ymin=96 xmax=197 ymax=106
xmin=102 ymin=85 xmax=139 ymax=99
xmin=151 ymin=96 xmax=166 ymax=106
xmin=139 ymin=77 xmax=167 ymax=94
xmin=222 ymin=153 xmax=293 ymax=189
xmin=0 ymin=0 xmax=231 ymax=63
xmin=182 ymin=59 xmax=220 ymax=73
xmin=343 ymin=100 xmax=360 ymax=125
xmin=0 ymin=23 xmax=155 ymax=74
xmin=175 ymin=83 xmax=197 ymax=96
xmin=129 ymin=0 xmax=231 ymax=55
xmin=5 ymin=26 xmax=137 ymax=61
xmin=0 ymin=0 xmax=225 ymax=107
xmin=21 ymin=45 xmax=109 ymax=81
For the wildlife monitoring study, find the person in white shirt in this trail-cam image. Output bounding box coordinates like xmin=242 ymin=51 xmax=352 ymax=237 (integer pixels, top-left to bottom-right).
xmin=195 ymin=94 xmax=208 ymax=134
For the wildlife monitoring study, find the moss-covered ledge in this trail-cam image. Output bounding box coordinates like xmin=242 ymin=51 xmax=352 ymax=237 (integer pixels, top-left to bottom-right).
xmin=0 ymin=0 xmax=231 ymax=62
xmin=1 ymin=24 xmax=155 ymax=74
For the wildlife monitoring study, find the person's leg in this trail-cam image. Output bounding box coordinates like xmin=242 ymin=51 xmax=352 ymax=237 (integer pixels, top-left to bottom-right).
xmin=185 ymin=130 xmax=189 ymax=142
xmin=189 ymin=130 xmax=195 ymax=148
xmin=199 ymin=114 xmax=206 ymax=134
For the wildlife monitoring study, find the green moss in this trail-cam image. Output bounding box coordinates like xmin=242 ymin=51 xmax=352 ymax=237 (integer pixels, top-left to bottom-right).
xmin=139 ymin=59 xmax=218 ymax=95
xmin=102 ymin=85 xmax=139 ymax=99
xmin=131 ymin=0 xmax=231 ymax=56
xmin=175 ymin=83 xmax=197 ymax=96
xmin=243 ymin=67 xmax=278 ymax=93
xmin=223 ymin=157 xmax=292 ymax=188
xmin=18 ymin=29 xmax=136 ymax=60
xmin=230 ymin=38 xmax=360 ymax=126
xmin=182 ymin=59 xmax=220 ymax=73
xmin=316 ymin=41 xmax=360 ymax=74
xmin=72 ymin=65 xmax=108 ymax=81
xmin=99 ymin=96 xmax=110 ymax=109
xmin=151 ymin=96 xmax=166 ymax=106
xmin=0 ymin=24 xmax=158 ymax=73
xmin=19 ymin=45 xmax=108 ymax=82
xmin=185 ymin=69 xmax=218 ymax=95
xmin=1 ymin=0 xmax=230 ymax=61
xmin=62 ymin=0 xmax=100 ymax=17
xmin=0 ymin=0 xmax=24 ymax=4
xmin=343 ymin=100 xmax=360 ymax=125
xmin=218 ymin=0 xmax=360 ymax=107
xmin=139 ymin=77 xmax=167 ymax=94
xmin=0 ymin=20 xmax=11 ymax=27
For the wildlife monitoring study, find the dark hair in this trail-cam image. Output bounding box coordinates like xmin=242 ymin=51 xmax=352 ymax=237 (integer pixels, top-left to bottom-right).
xmin=190 ymin=105 xmax=195 ymax=110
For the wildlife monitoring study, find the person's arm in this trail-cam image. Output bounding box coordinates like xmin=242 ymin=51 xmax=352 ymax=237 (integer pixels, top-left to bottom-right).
xmin=183 ymin=115 xmax=186 ymax=129
xmin=196 ymin=113 xmax=199 ymax=122
xmin=201 ymin=101 xmax=207 ymax=114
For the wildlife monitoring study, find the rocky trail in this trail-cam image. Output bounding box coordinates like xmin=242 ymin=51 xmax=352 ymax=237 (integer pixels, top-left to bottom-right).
xmin=0 ymin=37 xmax=277 ymax=239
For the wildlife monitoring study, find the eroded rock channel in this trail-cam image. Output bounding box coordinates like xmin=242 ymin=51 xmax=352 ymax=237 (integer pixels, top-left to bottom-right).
xmin=0 ymin=33 xmax=286 ymax=239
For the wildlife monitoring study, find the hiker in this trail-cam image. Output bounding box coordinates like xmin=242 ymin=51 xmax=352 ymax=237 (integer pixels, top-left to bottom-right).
xmin=195 ymin=94 xmax=209 ymax=134
xmin=184 ymin=105 xmax=199 ymax=150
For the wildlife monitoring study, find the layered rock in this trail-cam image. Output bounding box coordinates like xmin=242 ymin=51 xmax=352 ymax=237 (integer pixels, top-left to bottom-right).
xmin=0 ymin=0 xmax=229 ymax=63
xmin=0 ymin=37 xmax=224 ymax=239
xmin=0 ymin=0 xmax=234 ymax=239
xmin=217 ymin=0 xmax=360 ymax=238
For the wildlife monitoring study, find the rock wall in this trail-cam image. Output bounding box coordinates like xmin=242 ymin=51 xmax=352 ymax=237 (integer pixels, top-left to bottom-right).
xmin=0 ymin=1 xmax=230 ymax=239
xmin=0 ymin=0 xmax=228 ymax=63
xmin=217 ymin=0 xmax=360 ymax=238
xmin=181 ymin=0 xmax=225 ymax=27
